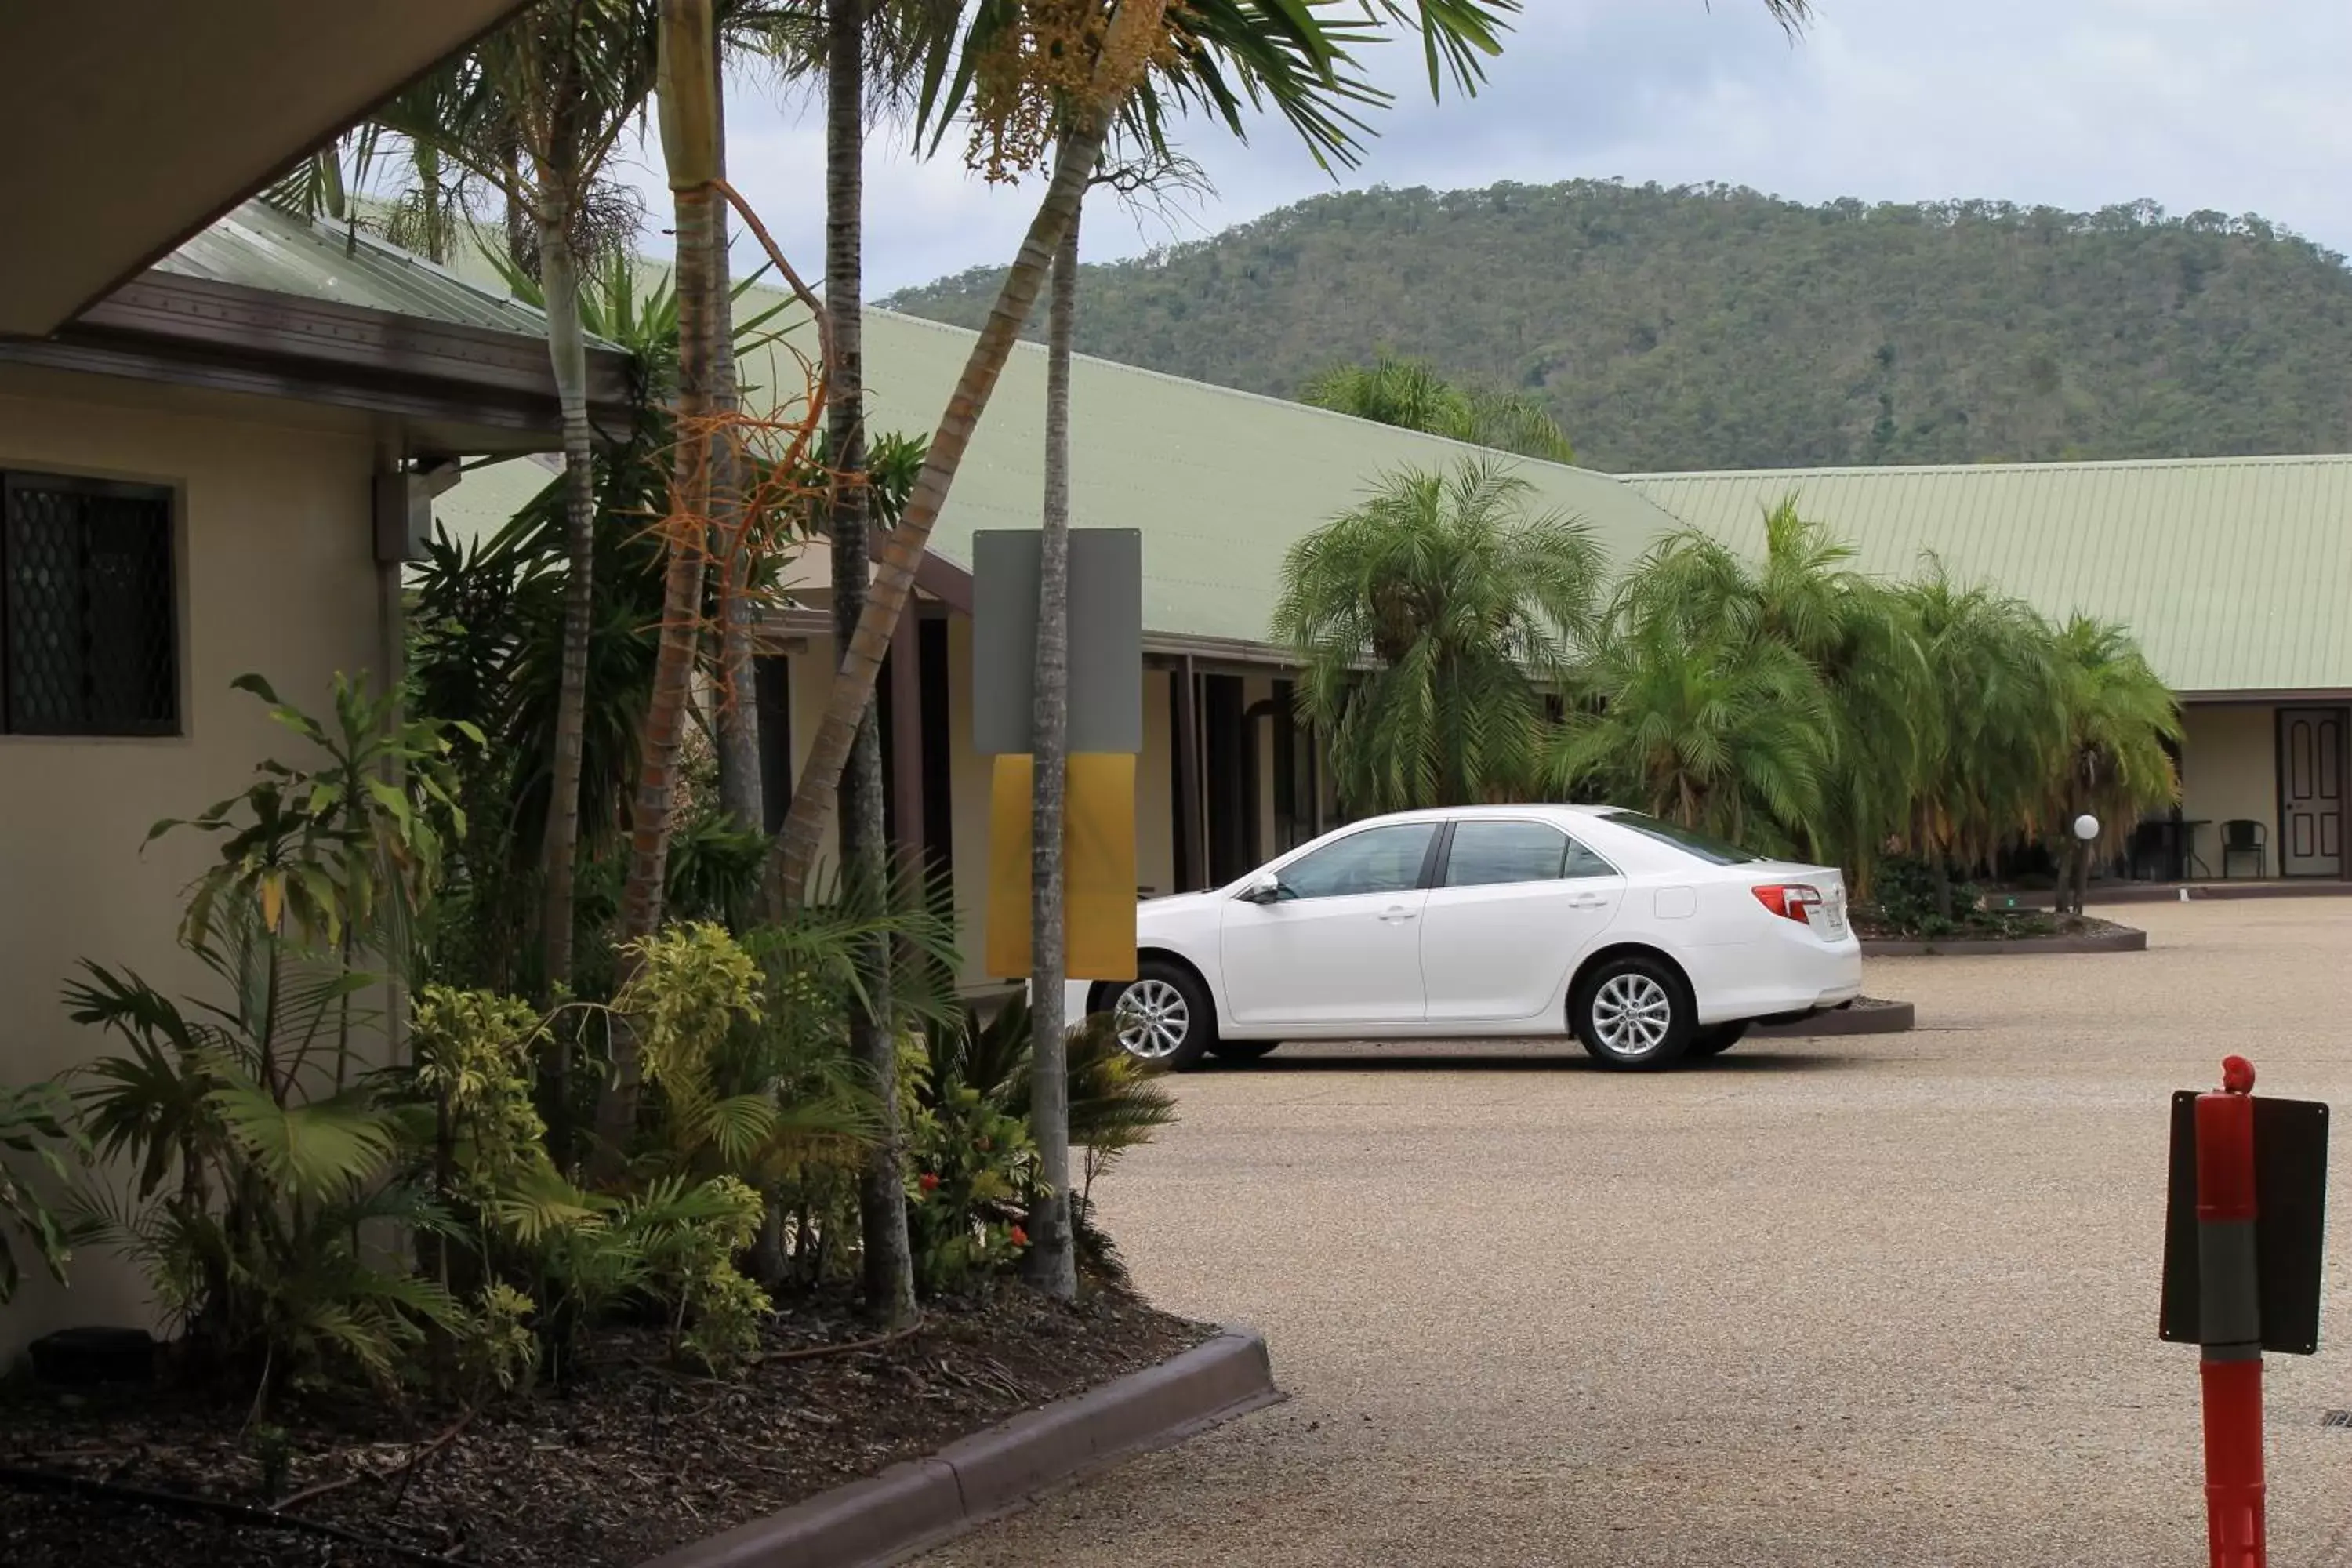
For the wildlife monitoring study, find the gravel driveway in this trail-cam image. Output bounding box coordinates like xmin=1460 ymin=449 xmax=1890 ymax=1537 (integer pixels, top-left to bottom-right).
xmin=926 ymin=900 xmax=2352 ymax=1567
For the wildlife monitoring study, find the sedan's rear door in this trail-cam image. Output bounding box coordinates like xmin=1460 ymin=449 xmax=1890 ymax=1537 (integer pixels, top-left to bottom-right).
xmin=1417 ymin=818 xmax=1626 ymax=1024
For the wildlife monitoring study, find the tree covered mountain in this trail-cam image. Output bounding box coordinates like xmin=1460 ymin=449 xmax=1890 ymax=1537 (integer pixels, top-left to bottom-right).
xmin=884 ymin=180 xmax=2352 ymax=473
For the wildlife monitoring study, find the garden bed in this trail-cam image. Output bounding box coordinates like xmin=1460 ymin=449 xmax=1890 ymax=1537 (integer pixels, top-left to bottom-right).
xmin=0 ymin=1289 xmax=1210 ymax=1568
xmin=1859 ymin=913 xmax=2146 ymax=956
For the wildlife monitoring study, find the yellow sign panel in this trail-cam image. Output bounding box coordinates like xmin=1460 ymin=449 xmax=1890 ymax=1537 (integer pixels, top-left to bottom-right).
xmin=986 ymin=753 xmax=1138 ymax=982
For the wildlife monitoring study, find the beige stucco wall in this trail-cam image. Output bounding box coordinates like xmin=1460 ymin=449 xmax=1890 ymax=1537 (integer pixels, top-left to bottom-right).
xmin=2180 ymin=704 xmax=2278 ymax=875
xmin=0 ymin=370 xmax=390 ymax=1356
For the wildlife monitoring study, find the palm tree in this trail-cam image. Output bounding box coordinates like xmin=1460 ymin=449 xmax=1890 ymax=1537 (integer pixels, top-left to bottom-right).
xmin=376 ymin=1 xmax=663 ymax=996
xmin=1615 ymin=498 xmax=1930 ymax=887
xmin=1550 ymin=619 xmax=1837 ymax=856
xmin=1301 ymin=349 xmax=1573 ymax=462
xmin=1273 ymin=458 xmax=1602 ymax=814
xmin=2049 ymin=615 xmax=2180 ymax=913
xmin=823 ymin=0 xmax=920 ymax=1325
xmin=1897 ymin=563 xmax=2065 ymax=917
xmin=764 ymin=0 xmax=1550 ymax=910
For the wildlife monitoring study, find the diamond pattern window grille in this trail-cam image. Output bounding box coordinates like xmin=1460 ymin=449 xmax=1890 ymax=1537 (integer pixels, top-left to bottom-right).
xmin=3 ymin=474 xmax=178 ymax=735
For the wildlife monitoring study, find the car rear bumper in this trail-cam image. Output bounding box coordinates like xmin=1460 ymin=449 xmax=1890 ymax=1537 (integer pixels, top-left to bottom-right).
xmin=1691 ymin=927 xmax=1863 ymax=1026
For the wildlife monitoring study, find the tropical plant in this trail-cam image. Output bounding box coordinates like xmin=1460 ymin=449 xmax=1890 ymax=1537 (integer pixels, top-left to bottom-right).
xmin=1301 ymin=349 xmax=1573 ymax=461
xmin=1611 ymin=499 xmax=1932 ymax=887
xmin=154 ymin=673 xmax=474 ymax=1011
xmin=372 ymin=0 xmax=666 ymax=995
xmin=1550 ymin=617 xmax=1837 ymax=856
xmin=67 ymin=919 xmax=456 ymax=1396
xmin=924 ymin=993 xmax=1176 ymax=1287
xmin=2049 ymin=614 xmax=2181 ymax=912
xmin=0 ymin=1080 xmax=88 ymax=1305
xmin=767 ymin=0 xmax=1539 ymax=909
xmin=1896 ymin=564 xmax=2067 ymax=916
xmin=1275 ymin=456 xmax=1603 ymax=813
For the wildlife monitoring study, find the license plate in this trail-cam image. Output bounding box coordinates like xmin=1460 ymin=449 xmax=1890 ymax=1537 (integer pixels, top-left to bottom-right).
xmin=1818 ymin=893 xmax=1847 ymax=937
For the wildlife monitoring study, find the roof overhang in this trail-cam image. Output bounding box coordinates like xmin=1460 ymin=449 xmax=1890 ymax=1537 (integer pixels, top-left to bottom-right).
xmin=0 ymin=272 xmax=635 ymax=456
xmin=0 ymin=0 xmax=531 ymax=339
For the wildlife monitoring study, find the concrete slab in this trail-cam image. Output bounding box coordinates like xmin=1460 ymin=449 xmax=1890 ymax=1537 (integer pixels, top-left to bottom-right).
xmin=919 ymin=901 xmax=2352 ymax=1567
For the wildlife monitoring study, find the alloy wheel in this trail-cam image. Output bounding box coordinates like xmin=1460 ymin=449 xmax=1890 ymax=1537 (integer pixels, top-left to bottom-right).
xmin=1590 ymin=972 xmax=1673 ymax=1059
xmin=1114 ymin=978 xmax=1190 ymax=1061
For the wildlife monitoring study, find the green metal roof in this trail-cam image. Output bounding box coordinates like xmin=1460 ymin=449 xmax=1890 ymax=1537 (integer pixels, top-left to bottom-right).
xmin=437 ymin=289 xmax=1690 ymax=649
xmin=1628 ymin=456 xmax=2352 ymax=697
xmin=156 ymin=198 xmax=601 ymax=343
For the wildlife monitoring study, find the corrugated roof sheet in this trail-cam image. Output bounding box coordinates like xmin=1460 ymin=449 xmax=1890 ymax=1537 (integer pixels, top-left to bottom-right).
xmin=1627 ymin=456 xmax=2352 ymax=695
xmin=155 ymin=198 xmax=593 ymax=343
xmin=437 ymin=289 xmax=1690 ymax=648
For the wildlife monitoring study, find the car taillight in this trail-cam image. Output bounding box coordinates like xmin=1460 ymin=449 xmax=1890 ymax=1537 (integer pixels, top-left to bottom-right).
xmin=1752 ymin=884 xmax=1823 ymax=923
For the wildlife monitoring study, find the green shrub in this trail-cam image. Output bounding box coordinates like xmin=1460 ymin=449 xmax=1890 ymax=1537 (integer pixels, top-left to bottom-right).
xmin=0 ymin=1080 xmax=89 ymax=1304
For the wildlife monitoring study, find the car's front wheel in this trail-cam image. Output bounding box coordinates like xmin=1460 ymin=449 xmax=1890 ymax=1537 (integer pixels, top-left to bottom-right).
xmin=1573 ymin=955 xmax=1694 ymax=1070
xmin=1108 ymin=961 xmax=1218 ymax=1071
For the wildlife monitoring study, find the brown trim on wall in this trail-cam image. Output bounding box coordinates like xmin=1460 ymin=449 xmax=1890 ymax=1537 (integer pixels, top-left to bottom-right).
xmin=5 ymin=273 xmax=636 ymax=441
xmin=889 ymin=609 xmax=924 ymax=869
xmin=2178 ymin=688 xmax=2352 ymax=706
xmin=1173 ymin=659 xmax=1206 ymax=892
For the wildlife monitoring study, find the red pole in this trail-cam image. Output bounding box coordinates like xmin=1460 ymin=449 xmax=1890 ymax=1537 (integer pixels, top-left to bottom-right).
xmin=2196 ymin=1054 xmax=2264 ymax=1568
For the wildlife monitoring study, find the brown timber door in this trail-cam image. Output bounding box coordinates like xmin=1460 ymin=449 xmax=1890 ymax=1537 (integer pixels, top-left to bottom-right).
xmin=2278 ymin=707 xmax=2343 ymax=877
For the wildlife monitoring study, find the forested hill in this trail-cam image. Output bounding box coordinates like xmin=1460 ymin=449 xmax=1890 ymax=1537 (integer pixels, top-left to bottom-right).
xmin=883 ymin=181 xmax=2352 ymax=473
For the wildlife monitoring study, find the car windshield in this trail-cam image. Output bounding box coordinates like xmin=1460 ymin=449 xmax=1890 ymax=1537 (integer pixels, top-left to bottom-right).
xmin=1601 ymin=811 xmax=1769 ymax=866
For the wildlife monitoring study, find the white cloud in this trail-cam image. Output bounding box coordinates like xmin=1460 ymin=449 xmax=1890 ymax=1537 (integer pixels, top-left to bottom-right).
xmin=617 ymin=0 xmax=2352 ymax=296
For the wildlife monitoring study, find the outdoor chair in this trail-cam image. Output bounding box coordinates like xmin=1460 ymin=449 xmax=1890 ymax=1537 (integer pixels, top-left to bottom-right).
xmin=2220 ymin=818 xmax=2267 ymax=880
xmin=2125 ymin=821 xmax=2171 ymax=880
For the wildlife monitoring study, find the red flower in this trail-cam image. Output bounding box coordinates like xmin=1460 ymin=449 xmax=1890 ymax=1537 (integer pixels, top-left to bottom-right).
xmin=1008 ymin=1225 xmax=1029 ymax=1247
xmin=918 ymin=1172 xmax=940 ymax=1192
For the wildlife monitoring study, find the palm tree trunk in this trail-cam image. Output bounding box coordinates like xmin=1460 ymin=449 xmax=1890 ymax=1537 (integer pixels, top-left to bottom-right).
xmin=709 ymin=65 xmax=763 ymax=832
xmin=596 ymin=0 xmax=720 ymax=1178
xmin=535 ymin=203 xmax=593 ymax=997
xmin=1026 ymin=191 xmax=1081 ymax=1303
xmin=826 ymin=0 xmax=915 ymax=1325
xmin=765 ymin=3 xmax=1165 ymax=912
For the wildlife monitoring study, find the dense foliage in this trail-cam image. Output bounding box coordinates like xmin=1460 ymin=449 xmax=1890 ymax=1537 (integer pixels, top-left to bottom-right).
xmin=1280 ymin=463 xmax=2182 ymax=901
xmin=887 ymin=180 xmax=2352 ymax=471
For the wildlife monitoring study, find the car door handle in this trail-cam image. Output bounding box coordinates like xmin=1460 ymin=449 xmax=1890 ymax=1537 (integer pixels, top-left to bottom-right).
xmin=1378 ymin=906 xmax=1418 ymax=924
xmin=1565 ymin=892 xmax=1611 ymax=909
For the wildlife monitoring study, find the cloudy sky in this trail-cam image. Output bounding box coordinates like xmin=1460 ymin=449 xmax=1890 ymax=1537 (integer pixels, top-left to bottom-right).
xmin=613 ymin=0 xmax=2352 ymax=296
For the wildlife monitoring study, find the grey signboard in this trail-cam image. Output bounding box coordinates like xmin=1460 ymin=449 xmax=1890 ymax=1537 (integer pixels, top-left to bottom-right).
xmin=971 ymin=528 xmax=1143 ymax=755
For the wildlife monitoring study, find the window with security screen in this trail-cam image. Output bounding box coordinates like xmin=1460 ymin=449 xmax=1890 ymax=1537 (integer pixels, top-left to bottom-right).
xmin=2 ymin=474 xmax=179 ymax=735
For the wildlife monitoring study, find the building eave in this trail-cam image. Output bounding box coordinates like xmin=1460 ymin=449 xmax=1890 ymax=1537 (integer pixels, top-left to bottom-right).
xmin=2 ymin=273 xmax=636 ymax=455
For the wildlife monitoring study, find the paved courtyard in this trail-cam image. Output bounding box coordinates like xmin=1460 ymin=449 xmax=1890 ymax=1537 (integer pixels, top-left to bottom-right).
xmin=928 ymin=901 xmax=2352 ymax=1566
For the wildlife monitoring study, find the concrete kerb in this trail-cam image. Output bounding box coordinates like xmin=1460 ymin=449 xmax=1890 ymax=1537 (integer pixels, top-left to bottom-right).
xmin=1861 ymin=926 xmax=2149 ymax=957
xmin=639 ymin=1328 xmax=1280 ymax=1568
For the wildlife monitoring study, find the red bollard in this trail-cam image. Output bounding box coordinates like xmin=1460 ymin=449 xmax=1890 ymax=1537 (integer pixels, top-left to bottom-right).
xmin=2196 ymin=1054 xmax=2265 ymax=1568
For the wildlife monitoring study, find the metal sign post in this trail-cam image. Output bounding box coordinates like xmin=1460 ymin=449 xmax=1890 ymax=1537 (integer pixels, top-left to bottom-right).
xmin=2159 ymin=1056 xmax=2330 ymax=1568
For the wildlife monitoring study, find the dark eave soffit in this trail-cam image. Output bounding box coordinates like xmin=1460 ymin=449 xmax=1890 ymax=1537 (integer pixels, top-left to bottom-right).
xmin=0 ymin=0 xmax=535 ymax=338
xmin=0 ymin=273 xmax=635 ymax=450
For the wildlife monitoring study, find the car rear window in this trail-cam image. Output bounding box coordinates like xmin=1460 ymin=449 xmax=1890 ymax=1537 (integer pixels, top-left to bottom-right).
xmin=1600 ymin=811 xmax=1768 ymax=865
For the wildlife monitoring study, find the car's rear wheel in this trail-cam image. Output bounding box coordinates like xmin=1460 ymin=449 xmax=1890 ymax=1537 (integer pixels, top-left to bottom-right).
xmin=1687 ymin=1021 xmax=1750 ymax=1059
xmin=1208 ymin=1039 xmax=1279 ymax=1065
xmin=1573 ymin=955 xmax=1694 ymax=1070
xmin=1109 ymin=961 xmax=1218 ymax=1071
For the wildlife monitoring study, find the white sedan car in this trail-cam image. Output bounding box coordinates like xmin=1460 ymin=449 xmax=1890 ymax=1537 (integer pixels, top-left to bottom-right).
xmin=1066 ymin=804 xmax=1862 ymax=1071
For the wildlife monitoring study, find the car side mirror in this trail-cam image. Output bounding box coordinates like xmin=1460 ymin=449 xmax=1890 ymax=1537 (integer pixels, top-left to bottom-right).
xmin=1243 ymin=872 xmax=1283 ymax=904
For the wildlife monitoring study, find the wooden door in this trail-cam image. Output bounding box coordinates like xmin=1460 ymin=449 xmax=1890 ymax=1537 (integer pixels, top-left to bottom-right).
xmin=2278 ymin=708 xmax=2344 ymax=876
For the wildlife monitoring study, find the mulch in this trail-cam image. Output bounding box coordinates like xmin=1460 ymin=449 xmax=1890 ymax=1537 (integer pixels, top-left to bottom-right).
xmin=0 ymin=1288 xmax=1210 ymax=1568
xmin=1850 ymin=909 xmax=2129 ymax=942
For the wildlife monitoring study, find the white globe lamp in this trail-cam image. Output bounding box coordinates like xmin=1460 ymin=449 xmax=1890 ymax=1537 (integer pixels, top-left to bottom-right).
xmin=2073 ymin=813 xmax=2100 ymax=843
